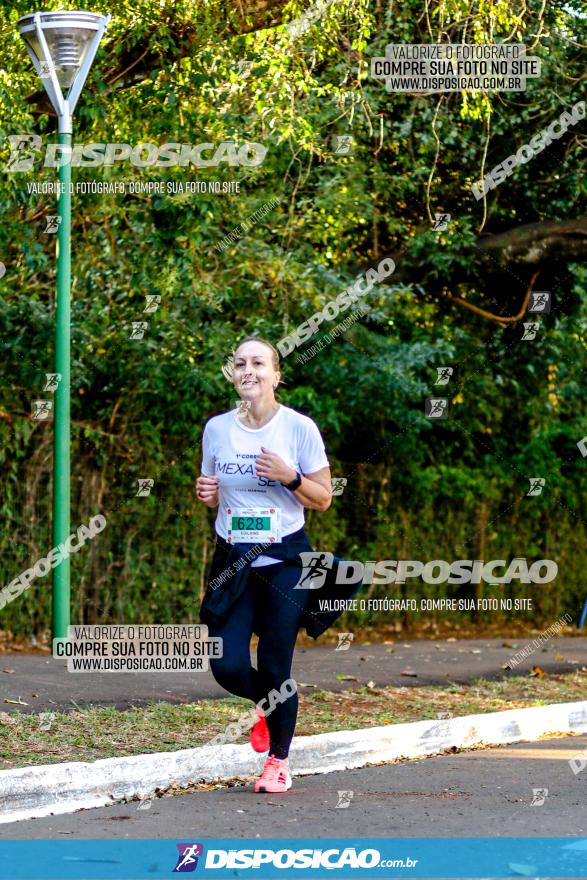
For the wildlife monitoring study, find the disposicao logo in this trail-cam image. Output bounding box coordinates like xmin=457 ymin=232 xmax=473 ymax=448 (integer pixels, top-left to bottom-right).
xmin=173 ymin=843 xmax=204 ymax=872
xmin=4 ymin=135 xmax=267 ymax=171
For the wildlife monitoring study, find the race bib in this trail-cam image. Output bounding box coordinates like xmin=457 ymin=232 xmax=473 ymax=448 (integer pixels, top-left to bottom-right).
xmin=226 ymin=507 xmax=282 ymax=543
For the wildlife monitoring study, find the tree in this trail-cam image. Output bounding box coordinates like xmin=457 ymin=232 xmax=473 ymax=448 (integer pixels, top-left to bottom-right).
xmin=0 ymin=0 xmax=585 ymax=635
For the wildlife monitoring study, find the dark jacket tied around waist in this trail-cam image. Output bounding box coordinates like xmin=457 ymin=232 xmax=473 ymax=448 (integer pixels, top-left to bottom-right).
xmin=199 ymin=527 xmax=363 ymax=639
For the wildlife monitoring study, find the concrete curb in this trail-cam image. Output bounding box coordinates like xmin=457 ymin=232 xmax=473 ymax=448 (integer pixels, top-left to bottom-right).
xmin=1 ymin=699 xmax=586 ymax=824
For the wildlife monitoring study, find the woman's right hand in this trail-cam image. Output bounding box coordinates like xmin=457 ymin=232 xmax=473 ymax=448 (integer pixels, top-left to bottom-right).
xmin=196 ymin=475 xmax=219 ymax=507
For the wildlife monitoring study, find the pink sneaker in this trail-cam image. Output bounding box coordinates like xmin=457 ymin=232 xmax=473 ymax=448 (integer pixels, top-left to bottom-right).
xmin=250 ymin=707 xmax=270 ymax=753
xmin=255 ymin=755 xmax=292 ymax=793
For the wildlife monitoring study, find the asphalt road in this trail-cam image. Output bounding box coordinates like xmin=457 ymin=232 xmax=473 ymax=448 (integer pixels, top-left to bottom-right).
xmin=1 ymin=636 xmax=586 ymax=714
xmin=1 ymin=735 xmax=585 ymax=839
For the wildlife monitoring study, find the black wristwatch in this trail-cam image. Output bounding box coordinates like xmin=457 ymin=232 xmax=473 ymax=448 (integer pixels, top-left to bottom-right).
xmin=282 ymin=470 xmax=302 ymax=491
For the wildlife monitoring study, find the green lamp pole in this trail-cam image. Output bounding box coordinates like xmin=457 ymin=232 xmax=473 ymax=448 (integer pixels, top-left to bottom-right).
xmin=18 ymin=11 xmax=110 ymax=640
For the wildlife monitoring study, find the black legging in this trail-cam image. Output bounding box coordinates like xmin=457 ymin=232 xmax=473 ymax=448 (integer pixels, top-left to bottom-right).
xmin=207 ymin=561 xmax=310 ymax=759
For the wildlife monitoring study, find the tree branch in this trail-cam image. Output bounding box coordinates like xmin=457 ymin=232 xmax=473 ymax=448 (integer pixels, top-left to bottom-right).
xmin=476 ymin=217 xmax=587 ymax=267
xmin=442 ymin=271 xmax=539 ymax=327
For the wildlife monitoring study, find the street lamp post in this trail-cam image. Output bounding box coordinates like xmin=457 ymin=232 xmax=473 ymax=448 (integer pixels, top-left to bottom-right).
xmin=18 ymin=10 xmax=110 ymax=640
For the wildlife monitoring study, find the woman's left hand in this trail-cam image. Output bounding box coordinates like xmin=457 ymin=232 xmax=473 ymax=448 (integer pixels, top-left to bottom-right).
xmin=255 ymin=447 xmax=297 ymax=484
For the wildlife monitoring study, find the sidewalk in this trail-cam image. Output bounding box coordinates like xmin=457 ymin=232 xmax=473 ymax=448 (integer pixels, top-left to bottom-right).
xmin=1 ymin=636 xmax=586 ymax=714
xmin=1 ymin=731 xmax=586 ymax=838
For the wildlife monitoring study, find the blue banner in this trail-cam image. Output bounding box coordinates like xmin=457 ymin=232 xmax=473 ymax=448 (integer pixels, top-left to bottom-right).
xmin=0 ymin=837 xmax=586 ymax=879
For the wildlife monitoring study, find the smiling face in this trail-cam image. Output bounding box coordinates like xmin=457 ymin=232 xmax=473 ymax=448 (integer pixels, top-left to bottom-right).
xmin=233 ymin=340 xmax=280 ymax=403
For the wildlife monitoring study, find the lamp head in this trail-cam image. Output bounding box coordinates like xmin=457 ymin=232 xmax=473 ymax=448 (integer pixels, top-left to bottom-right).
xmin=18 ymin=10 xmax=108 ymax=91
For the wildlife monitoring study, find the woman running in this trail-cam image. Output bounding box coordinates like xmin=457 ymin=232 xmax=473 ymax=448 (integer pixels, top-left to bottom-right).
xmin=196 ymin=336 xmax=335 ymax=793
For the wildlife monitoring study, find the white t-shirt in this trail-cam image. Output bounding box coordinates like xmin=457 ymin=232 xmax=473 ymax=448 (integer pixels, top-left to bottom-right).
xmin=201 ymin=404 xmax=329 ymax=566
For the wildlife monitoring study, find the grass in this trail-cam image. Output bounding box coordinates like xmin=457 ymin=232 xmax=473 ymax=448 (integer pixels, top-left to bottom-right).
xmin=1 ymin=622 xmax=582 ymax=654
xmin=1 ymin=671 xmax=586 ymax=771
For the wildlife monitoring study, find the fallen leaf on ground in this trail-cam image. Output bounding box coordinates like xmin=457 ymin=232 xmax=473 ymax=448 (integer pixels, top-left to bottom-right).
xmin=400 ymin=670 xmax=418 ymax=677
xmin=335 ymin=674 xmax=359 ymax=681
xmin=1 ymin=669 xmax=15 ymax=674
xmin=3 ymin=697 xmax=28 ymax=705
xmin=531 ymin=666 xmax=545 ymax=677
xmin=0 ymin=712 xmax=18 ymax=725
